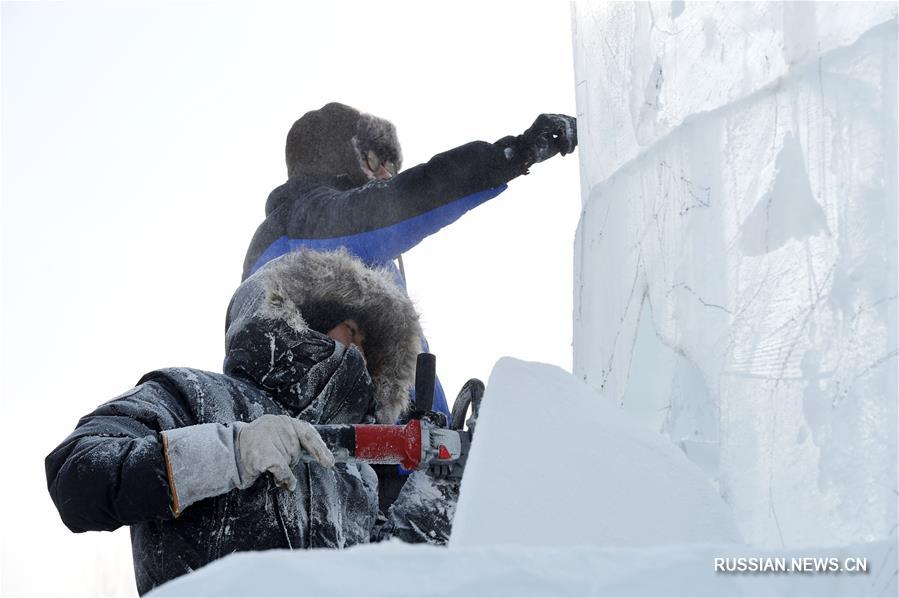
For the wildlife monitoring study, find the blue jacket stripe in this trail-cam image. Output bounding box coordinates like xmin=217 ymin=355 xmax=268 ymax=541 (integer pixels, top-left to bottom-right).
xmin=250 ymin=185 xmax=507 ymax=276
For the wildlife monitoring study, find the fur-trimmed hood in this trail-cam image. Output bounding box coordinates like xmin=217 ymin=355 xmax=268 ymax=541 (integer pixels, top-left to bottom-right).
xmin=284 ymin=102 xmax=402 ymax=187
xmin=224 ymin=249 xmax=421 ymax=424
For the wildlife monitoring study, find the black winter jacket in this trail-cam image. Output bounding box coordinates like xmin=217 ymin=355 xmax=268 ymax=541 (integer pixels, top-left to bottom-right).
xmin=46 ymin=250 xmax=424 ymax=594
xmin=242 ymin=140 xmax=530 ymax=281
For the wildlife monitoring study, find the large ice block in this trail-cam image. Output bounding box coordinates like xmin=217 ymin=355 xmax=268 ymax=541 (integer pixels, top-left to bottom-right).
xmin=451 ymin=358 xmax=742 ymax=549
xmin=572 ymin=2 xmax=897 ymax=547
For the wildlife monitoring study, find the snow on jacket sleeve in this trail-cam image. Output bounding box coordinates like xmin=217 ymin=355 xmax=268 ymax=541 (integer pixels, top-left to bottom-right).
xmin=244 ymin=140 xmax=527 ymax=278
xmin=45 ymin=379 xmax=193 ymax=533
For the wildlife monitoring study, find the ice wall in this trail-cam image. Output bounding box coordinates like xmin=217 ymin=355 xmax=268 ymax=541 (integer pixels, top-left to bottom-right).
xmin=572 ymin=2 xmax=897 ymax=547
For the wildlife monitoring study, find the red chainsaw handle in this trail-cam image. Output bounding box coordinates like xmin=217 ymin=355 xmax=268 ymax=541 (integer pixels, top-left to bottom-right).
xmin=354 ymin=420 xmax=423 ymax=470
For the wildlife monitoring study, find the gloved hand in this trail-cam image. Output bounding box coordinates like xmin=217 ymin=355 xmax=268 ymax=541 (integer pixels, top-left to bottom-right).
xmin=495 ymin=113 xmax=578 ymax=175
xmin=521 ymin=113 xmax=578 ymax=163
xmin=386 ymin=469 xmax=459 ymax=545
xmin=162 ymin=415 xmax=334 ymax=515
xmin=235 ymin=414 xmax=335 ymax=490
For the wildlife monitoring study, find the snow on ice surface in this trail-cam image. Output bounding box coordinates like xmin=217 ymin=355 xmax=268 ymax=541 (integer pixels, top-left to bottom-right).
xmin=451 ymin=357 xmax=742 ymax=547
xmin=572 ymin=2 xmax=898 ymax=547
xmin=150 ymin=539 xmax=896 ymax=597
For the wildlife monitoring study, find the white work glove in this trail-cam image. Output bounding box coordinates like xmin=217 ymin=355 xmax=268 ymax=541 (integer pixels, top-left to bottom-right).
xmin=235 ymin=414 xmax=335 ymax=491
xmin=162 ymin=415 xmax=335 ymax=515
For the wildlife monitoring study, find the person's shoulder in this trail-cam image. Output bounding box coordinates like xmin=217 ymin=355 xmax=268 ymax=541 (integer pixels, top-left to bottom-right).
xmin=264 ymin=176 xmax=344 ymax=215
xmin=139 ymin=366 xmax=219 ymax=384
xmin=140 ymin=367 xmax=256 ymax=394
xmin=139 ymin=367 xmax=277 ymax=421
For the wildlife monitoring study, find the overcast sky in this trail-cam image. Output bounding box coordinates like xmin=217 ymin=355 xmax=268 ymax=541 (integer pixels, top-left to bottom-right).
xmin=1 ymin=2 xmax=579 ymax=595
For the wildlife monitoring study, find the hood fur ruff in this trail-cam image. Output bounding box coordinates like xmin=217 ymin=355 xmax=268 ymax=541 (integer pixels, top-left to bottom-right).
xmin=254 ymin=249 xmax=421 ymax=424
xmin=285 ymin=102 xmax=402 ymax=187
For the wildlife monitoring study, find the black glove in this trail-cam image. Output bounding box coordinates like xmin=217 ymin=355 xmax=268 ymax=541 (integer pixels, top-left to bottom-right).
xmin=522 ymin=113 xmax=578 ymax=162
xmin=386 ymin=470 xmax=459 ymax=545
xmin=495 ymin=113 xmax=578 ymax=175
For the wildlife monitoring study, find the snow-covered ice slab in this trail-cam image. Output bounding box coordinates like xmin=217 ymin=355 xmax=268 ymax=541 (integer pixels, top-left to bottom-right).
xmin=573 ymin=2 xmax=898 ymax=547
xmin=451 ymin=357 xmax=742 ymax=547
xmin=150 ymin=540 xmax=896 ymax=597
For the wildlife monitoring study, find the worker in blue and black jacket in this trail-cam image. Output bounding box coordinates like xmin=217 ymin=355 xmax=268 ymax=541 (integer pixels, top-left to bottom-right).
xmin=241 ymin=102 xmax=577 ymax=510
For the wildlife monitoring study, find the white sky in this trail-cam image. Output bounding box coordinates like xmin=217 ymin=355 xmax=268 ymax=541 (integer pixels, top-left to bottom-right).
xmin=0 ymin=2 xmax=579 ymax=595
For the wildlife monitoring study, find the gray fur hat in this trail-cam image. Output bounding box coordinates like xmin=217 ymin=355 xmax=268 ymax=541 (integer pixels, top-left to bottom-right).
xmin=285 ymin=102 xmax=403 ymax=186
xmin=251 ymin=249 xmax=421 ymax=423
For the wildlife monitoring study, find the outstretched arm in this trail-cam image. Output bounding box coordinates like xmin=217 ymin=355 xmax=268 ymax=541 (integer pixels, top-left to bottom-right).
xmin=261 ymin=141 xmax=518 ymax=269
xmin=248 ymin=114 xmax=577 ymax=273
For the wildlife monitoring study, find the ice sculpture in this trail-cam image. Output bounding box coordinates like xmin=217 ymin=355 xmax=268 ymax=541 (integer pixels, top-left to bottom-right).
xmin=572 ymin=2 xmax=897 ymax=547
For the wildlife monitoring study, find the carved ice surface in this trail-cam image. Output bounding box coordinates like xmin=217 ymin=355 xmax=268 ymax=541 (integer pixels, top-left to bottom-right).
xmin=572 ymin=2 xmax=897 ymax=547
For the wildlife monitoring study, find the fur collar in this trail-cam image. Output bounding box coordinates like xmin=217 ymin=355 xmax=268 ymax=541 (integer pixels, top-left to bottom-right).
xmin=228 ymin=249 xmax=421 ymax=423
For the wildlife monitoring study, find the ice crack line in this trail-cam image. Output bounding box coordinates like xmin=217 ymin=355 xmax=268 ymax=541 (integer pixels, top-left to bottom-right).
xmin=666 ymin=282 xmax=732 ymax=314
xmin=599 ymin=254 xmax=645 ymax=392
xmin=657 ymin=160 xmax=712 ymax=216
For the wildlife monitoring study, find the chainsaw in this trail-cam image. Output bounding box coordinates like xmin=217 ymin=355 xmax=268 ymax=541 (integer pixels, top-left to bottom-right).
xmin=302 ymin=353 xmax=480 ymax=479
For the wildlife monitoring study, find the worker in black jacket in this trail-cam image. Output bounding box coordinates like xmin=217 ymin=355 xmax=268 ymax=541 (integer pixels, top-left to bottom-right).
xmin=242 ymin=102 xmax=578 ymax=418
xmin=46 ymin=249 xmax=439 ymax=595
